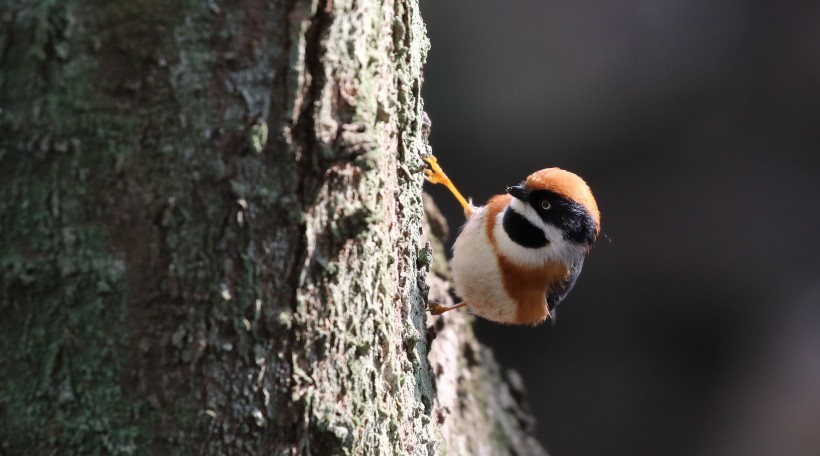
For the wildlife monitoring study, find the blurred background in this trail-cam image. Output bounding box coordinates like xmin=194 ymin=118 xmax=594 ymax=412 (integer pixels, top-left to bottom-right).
xmin=419 ymin=1 xmax=820 ymax=455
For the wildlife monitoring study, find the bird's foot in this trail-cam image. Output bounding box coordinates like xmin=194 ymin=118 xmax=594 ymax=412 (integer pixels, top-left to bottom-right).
xmin=423 ymin=155 xmax=449 ymax=185
xmin=422 ymin=155 xmax=473 ymax=218
xmin=428 ymin=301 xmax=467 ymax=316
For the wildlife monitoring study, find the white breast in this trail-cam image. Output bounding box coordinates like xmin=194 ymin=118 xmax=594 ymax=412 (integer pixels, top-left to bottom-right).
xmin=450 ymin=206 xmax=518 ymax=323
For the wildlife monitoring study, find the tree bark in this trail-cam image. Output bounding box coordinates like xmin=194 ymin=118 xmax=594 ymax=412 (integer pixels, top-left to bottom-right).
xmin=0 ymin=1 xmax=546 ymax=455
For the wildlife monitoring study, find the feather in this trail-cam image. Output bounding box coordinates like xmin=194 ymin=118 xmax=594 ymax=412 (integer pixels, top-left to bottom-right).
xmin=546 ymin=257 xmax=585 ymax=320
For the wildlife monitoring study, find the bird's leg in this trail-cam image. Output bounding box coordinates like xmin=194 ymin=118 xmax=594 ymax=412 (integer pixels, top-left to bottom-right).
xmin=423 ymin=155 xmax=473 ymax=218
xmin=428 ymin=301 xmax=468 ymax=316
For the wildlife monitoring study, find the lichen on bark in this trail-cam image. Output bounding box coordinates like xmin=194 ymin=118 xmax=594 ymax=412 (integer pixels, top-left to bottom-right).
xmin=280 ymin=0 xmax=437 ymax=453
xmin=1 ymin=0 xmax=434 ymax=453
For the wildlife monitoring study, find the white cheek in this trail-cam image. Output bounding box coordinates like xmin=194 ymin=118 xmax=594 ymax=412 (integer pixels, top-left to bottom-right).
xmin=494 ymin=205 xmax=585 ymax=267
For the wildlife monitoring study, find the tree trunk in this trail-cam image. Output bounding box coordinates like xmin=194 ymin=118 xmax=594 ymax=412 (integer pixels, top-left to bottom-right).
xmin=0 ymin=1 xmax=546 ymax=455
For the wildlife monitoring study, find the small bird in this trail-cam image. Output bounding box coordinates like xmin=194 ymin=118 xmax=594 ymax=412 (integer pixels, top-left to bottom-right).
xmin=423 ymin=155 xmax=600 ymax=325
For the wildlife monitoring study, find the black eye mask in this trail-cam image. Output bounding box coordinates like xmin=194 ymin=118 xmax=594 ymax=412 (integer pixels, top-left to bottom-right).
xmin=527 ymin=190 xmax=597 ymax=246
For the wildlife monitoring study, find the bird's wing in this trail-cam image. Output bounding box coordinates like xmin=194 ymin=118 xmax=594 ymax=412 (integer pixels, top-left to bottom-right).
xmin=546 ymin=258 xmax=585 ymax=320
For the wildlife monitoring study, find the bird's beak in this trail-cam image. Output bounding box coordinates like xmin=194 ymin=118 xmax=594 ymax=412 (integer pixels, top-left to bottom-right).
xmin=506 ymin=183 xmax=529 ymax=200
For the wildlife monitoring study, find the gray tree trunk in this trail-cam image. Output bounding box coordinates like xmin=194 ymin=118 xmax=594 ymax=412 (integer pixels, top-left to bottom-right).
xmin=0 ymin=1 xmax=546 ymax=455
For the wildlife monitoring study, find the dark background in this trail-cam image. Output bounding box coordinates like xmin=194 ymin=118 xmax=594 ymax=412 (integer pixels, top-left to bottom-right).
xmin=419 ymin=1 xmax=820 ymax=455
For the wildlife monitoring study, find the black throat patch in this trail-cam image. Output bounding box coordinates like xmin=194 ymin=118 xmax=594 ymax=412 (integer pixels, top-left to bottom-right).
xmin=502 ymin=208 xmax=548 ymax=248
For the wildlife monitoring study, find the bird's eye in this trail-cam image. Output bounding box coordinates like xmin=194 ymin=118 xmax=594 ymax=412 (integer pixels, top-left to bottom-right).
xmin=541 ymin=200 xmax=552 ymax=210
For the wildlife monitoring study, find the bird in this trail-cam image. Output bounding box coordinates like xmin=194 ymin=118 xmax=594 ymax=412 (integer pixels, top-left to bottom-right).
xmin=422 ymin=155 xmax=600 ymax=325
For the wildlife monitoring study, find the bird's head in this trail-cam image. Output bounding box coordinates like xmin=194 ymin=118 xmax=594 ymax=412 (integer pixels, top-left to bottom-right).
xmin=505 ymin=168 xmax=600 ymax=251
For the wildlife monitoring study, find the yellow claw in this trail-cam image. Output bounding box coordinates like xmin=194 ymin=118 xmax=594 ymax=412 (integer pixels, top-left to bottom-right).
xmin=422 ymin=156 xmax=445 ymax=184
xmin=421 ymin=155 xmax=472 ymax=218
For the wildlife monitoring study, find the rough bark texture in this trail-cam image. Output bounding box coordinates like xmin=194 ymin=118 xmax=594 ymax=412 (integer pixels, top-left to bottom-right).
xmin=0 ymin=1 xmax=546 ymax=455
